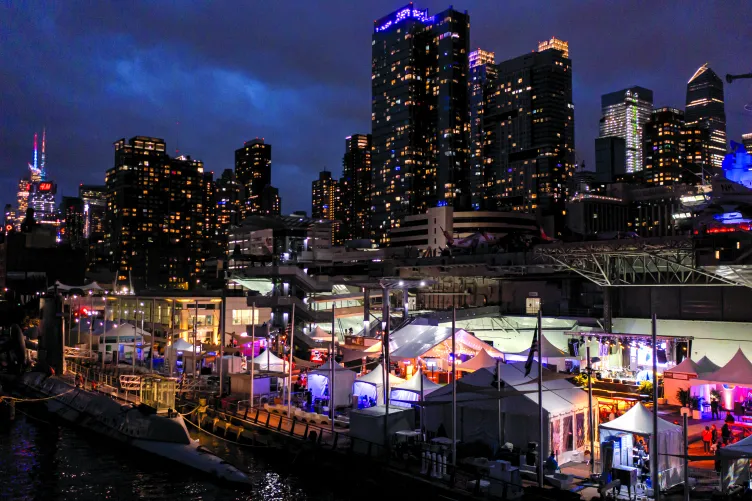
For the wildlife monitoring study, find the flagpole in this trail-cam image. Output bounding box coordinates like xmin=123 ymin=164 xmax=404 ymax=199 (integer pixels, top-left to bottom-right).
xmin=287 ymin=303 xmax=295 ymax=418
xmin=587 ymin=346 xmax=595 ymax=475
xmin=537 ymin=307 xmax=544 ymax=488
xmin=652 ymin=313 xmax=660 ymax=501
xmin=497 ymin=357 xmax=502 ymax=447
xmin=452 ymin=306 xmax=457 ymax=472
xmin=250 ymin=303 xmax=255 ymax=413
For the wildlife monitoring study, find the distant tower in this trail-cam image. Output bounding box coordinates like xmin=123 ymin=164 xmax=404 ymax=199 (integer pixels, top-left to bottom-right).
xmin=40 ymin=127 xmax=47 ymax=180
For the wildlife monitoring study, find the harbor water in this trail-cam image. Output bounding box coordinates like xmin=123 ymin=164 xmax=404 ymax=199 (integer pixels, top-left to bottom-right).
xmin=0 ymin=411 xmax=362 ymax=501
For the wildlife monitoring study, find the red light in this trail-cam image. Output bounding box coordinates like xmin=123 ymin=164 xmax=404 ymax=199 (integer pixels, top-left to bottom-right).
xmin=38 ymin=182 xmax=53 ymax=192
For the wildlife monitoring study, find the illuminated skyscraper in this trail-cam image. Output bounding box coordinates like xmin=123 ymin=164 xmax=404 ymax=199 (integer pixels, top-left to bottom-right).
xmin=312 ymin=170 xmax=340 ymax=244
xmin=643 ymin=108 xmax=685 ymax=185
xmin=214 ymin=169 xmax=244 ymax=235
xmin=340 ymin=134 xmax=372 ymax=241
xmin=79 ymin=185 xmax=106 ymax=239
xmin=371 ymin=4 xmax=470 ymax=245
xmin=482 ymin=43 xmax=575 ymax=236
xmin=468 ymin=48 xmax=496 ymax=210
xmin=685 ymin=64 xmax=727 ymax=169
xmin=599 ymin=86 xmax=654 ymax=173
xmin=106 ymin=137 xmax=211 ymax=290
xmin=235 ymin=138 xmax=272 ymax=217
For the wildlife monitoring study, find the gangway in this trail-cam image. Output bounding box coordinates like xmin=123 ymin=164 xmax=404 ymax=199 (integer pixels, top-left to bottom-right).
xmin=64 ymin=346 xmax=97 ymax=360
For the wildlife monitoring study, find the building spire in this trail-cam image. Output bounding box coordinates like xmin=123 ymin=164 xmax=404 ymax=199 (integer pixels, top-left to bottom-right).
xmin=40 ymin=127 xmax=46 ymax=180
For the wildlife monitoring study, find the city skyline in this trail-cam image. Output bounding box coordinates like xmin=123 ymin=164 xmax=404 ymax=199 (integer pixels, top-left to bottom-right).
xmin=2 ymin=1 xmax=750 ymax=214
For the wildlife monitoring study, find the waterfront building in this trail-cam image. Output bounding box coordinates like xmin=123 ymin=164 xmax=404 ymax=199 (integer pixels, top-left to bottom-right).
xmin=468 ymin=48 xmax=496 ymax=210
xmin=340 ymin=134 xmax=372 ymax=242
xmin=599 ymin=86 xmax=654 ymax=174
xmin=482 ymin=41 xmax=575 ymax=236
xmin=235 ymin=138 xmax=272 ymax=217
xmin=371 ymin=4 xmax=470 ymax=245
xmin=105 ymin=137 xmax=212 ymax=291
xmin=311 ymin=170 xmax=340 ymax=245
xmin=685 ymin=64 xmax=727 ymax=169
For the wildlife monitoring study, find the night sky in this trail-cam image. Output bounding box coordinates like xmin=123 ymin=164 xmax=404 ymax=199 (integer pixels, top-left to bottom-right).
xmin=2 ymin=1 xmax=751 ymax=214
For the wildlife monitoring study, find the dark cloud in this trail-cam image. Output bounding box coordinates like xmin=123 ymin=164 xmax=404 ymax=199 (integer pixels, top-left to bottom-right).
xmin=1 ymin=0 xmax=750 ymax=214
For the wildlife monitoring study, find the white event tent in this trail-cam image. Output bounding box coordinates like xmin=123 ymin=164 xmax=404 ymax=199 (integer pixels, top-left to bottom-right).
xmin=390 ymin=369 xmax=443 ymax=408
xmin=250 ymin=350 xmax=288 ymax=373
xmin=504 ymin=334 xmax=575 ymax=372
xmin=308 ymin=359 xmax=356 ymax=408
xmin=600 ymin=403 xmax=683 ymax=490
xmin=352 ymin=363 xmax=404 ymax=405
xmin=458 ymin=348 xmax=503 ymax=372
xmin=663 ymin=358 xmax=707 ymax=405
xmin=425 ymin=362 xmax=588 ymax=464
xmin=690 ymin=349 xmax=752 ymax=409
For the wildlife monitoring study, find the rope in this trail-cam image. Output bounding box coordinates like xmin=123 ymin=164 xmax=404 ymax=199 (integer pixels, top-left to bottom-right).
xmin=0 ymin=387 xmax=77 ymax=404
xmin=179 ymin=406 xmax=200 ymax=417
xmin=183 ymin=415 xmax=268 ymax=448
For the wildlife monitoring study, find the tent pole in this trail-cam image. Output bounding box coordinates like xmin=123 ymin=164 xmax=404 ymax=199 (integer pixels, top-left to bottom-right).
xmin=218 ymin=291 xmax=225 ymax=395
xmin=331 ymin=304 xmax=336 ymax=434
xmin=652 ymin=313 xmax=660 ymax=501
xmin=452 ymin=306 xmax=457 ymax=471
xmin=250 ymin=303 xmax=255 ymax=413
xmin=288 ymin=303 xmax=295 ymax=418
xmin=497 ymin=357 xmax=502 ymax=448
xmin=382 ymin=285 xmax=390 ymax=451
xmin=537 ymin=307 xmax=544 ymax=489
xmin=587 ymin=346 xmax=595 ymax=474
xmin=420 ymin=366 xmax=424 ymax=439
xmin=150 ymin=298 xmax=155 ymax=373
xmin=683 ymin=414 xmax=689 ymax=501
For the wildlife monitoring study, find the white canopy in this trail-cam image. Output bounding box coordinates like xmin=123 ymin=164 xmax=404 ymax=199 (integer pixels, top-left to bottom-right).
xmin=308 ymin=359 xmax=356 ymax=407
xmin=105 ymin=323 xmax=151 ymax=342
xmin=389 ymin=323 xmax=503 ymax=359
xmin=508 ymin=333 xmax=569 ymax=358
xmin=458 ymin=349 xmax=502 ymax=372
xmin=705 ymin=349 xmax=752 ymax=386
xmin=310 ymin=326 xmax=334 ymax=342
xmin=696 ymin=356 xmax=721 ymax=374
xmin=390 ymin=369 xmax=443 ymax=407
xmin=352 ymin=364 xmax=405 ymax=405
xmin=599 ymin=403 xmax=683 ymax=490
xmin=251 ymin=350 xmax=288 ymax=373
xmin=50 ymin=281 xmax=106 ymax=293
xmin=170 ymin=338 xmax=196 ymax=352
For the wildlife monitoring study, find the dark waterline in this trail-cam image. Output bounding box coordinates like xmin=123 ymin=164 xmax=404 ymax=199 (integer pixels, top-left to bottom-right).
xmin=0 ymin=412 xmax=363 ymax=501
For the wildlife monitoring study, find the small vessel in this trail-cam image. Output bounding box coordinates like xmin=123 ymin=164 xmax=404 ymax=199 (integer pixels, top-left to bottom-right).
xmin=18 ymin=371 xmax=251 ymax=485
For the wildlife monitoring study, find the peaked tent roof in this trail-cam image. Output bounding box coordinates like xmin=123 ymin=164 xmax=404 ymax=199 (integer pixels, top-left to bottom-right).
xmin=664 ymin=357 xmax=702 ymax=376
xmin=705 ymin=349 xmax=752 ymax=385
xmin=251 ymin=350 xmax=288 ymax=371
xmin=720 ymin=433 xmax=752 ymax=458
xmin=600 ymin=403 xmax=680 ymax=436
xmin=310 ymin=326 xmax=334 ymax=342
xmin=170 ymin=338 xmax=195 ymax=351
xmin=311 ymin=358 xmax=349 ymax=376
xmin=389 ymin=324 xmax=503 ymax=359
xmin=356 ymin=363 xmax=405 ymax=386
xmin=696 ymin=356 xmax=721 ymax=374
xmin=393 ymin=369 xmax=443 ymax=394
xmin=458 ymin=348 xmax=502 ymax=372
xmin=106 ymin=323 xmax=151 ymax=340
xmin=510 ymin=334 xmax=569 ymax=358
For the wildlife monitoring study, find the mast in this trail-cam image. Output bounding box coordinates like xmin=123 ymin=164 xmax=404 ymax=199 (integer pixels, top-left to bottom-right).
xmin=40 ymin=127 xmax=46 ymax=179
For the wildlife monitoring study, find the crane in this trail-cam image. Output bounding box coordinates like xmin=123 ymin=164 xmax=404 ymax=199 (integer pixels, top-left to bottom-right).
xmin=726 ymin=72 xmax=752 ymax=84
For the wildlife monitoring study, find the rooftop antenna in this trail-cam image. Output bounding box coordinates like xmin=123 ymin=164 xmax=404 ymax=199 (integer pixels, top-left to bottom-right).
xmin=175 ymin=120 xmax=180 ymax=156
xmin=40 ymin=127 xmax=47 ymax=180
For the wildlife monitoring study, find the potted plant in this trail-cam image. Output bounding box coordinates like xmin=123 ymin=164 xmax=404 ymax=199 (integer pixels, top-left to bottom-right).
xmin=690 ymin=395 xmax=702 ymax=420
xmin=677 ymin=388 xmax=691 ymax=417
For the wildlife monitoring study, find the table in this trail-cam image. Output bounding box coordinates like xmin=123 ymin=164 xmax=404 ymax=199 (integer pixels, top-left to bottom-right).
xmin=612 ymin=465 xmax=639 ymax=501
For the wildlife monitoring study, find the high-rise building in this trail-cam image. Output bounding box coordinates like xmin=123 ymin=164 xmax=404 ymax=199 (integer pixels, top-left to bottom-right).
xmin=260 ymin=185 xmax=281 ymax=216
xmin=340 ymin=134 xmax=372 ymax=242
xmin=468 ymin=48 xmax=496 ymax=210
xmin=311 ymin=170 xmax=340 ymax=244
xmin=371 ymin=4 xmax=470 ymax=245
xmin=743 ymin=133 xmax=752 ymax=154
xmin=61 ymin=196 xmax=84 ymax=248
xmin=235 ymin=138 xmax=271 ymax=217
xmin=595 ymin=137 xmax=627 ymax=183
xmin=79 ymin=185 xmax=106 ymax=239
xmin=599 ymin=86 xmax=654 ymax=174
xmin=214 ymin=169 xmax=244 ymax=233
xmin=482 ymin=42 xmax=575 ymax=236
xmin=685 ymin=64 xmax=726 ymax=169
xmin=643 ymin=107 xmax=685 ymax=185
xmin=105 ymin=137 xmax=211 ymax=291
xmin=537 ymin=37 xmax=569 ymax=58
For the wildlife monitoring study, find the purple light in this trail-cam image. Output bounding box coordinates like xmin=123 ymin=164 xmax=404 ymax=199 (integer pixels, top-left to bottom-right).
xmin=375 ymin=7 xmax=433 ymax=33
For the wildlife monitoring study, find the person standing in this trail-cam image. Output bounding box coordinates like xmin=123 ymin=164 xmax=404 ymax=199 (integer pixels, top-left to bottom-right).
xmin=710 ymin=398 xmax=719 ymax=419
xmin=722 ymin=422 xmax=732 ymax=445
xmin=702 ymin=426 xmax=712 ymax=453
xmin=711 ymin=424 xmax=718 ymax=444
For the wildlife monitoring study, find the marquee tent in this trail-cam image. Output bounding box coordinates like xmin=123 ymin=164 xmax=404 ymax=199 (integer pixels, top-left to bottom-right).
xmin=49 ymin=281 xmax=106 ymax=294
xmin=388 ymin=323 xmax=503 ymax=360
xmin=703 ymin=349 xmax=752 ymax=386
xmin=352 ymin=363 xmax=404 ymax=405
xmin=308 ymin=359 xmax=356 ymax=408
xmin=390 ymin=369 xmax=443 ymax=407
xmin=424 ymin=362 xmax=588 ymax=464
xmin=600 ymin=403 xmax=683 ymax=489
xmin=250 ymin=350 xmax=288 ymax=373
xmin=504 ymin=334 xmax=574 ymax=373
xmin=696 ymin=356 xmax=721 ymax=374
xmin=664 ymin=358 xmax=708 ymax=405
xmin=458 ymin=348 xmax=503 ymax=372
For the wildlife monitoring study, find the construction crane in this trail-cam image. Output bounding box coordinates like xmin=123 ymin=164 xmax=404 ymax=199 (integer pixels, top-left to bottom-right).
xmin=726 ymin=72 xmax=752 ymax=84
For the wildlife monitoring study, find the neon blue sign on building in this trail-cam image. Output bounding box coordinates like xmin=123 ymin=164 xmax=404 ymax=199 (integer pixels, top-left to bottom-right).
xmin=374 ymin=5 xmax=433 ymax=33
